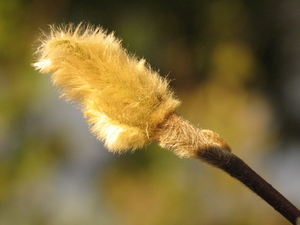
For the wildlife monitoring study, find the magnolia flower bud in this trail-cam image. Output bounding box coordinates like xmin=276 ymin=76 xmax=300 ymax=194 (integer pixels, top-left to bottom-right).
xmin=33 ymin=23 xmax=300 ymax=224
xmin=33 ymin=23 xmax=180 ymax=152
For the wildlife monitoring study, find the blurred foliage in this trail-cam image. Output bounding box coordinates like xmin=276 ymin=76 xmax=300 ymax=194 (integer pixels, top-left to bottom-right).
xmin=0 ymin=0 xmax=299 ymax=224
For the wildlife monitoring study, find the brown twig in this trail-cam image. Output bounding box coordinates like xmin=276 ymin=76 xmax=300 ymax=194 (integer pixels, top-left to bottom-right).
xmin=158 ymin=113 xmax=300 ymax=225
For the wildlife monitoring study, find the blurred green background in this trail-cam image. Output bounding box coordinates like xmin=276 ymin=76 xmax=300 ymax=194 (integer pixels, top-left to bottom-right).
xmin=1 ymin=0 xmax=300 ymax=224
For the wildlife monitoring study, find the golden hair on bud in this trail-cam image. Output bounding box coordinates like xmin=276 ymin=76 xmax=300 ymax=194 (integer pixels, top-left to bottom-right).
xmin=157 ymin=113 xmax=231 ymax=158
xmin=33 ymin=23 xmax=180 ymax=152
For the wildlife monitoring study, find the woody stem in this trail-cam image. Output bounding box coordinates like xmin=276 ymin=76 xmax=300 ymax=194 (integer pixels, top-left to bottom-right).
xmin=157 ymin=113 xmax=300 ymax=225
xmin=198 ymin=149 xmax=300 ymax=225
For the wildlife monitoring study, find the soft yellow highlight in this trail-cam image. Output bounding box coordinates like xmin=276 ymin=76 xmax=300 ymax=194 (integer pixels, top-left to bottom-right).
xmin=33 ymin=23 xmax=180 ymax=152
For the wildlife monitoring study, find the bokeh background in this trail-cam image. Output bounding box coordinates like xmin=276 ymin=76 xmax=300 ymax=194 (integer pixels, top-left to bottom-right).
xmin=1 ymin=0 xmax=300 ymax=224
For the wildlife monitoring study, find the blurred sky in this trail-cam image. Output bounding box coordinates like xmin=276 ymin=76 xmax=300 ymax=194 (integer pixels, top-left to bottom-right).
xmin=0 ymin=0 xmax=300 ymax=224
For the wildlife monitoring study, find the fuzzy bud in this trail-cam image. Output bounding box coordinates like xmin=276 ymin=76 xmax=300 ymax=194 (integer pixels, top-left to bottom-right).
xmin=33 ymin=23 xmax=180 ymax=152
